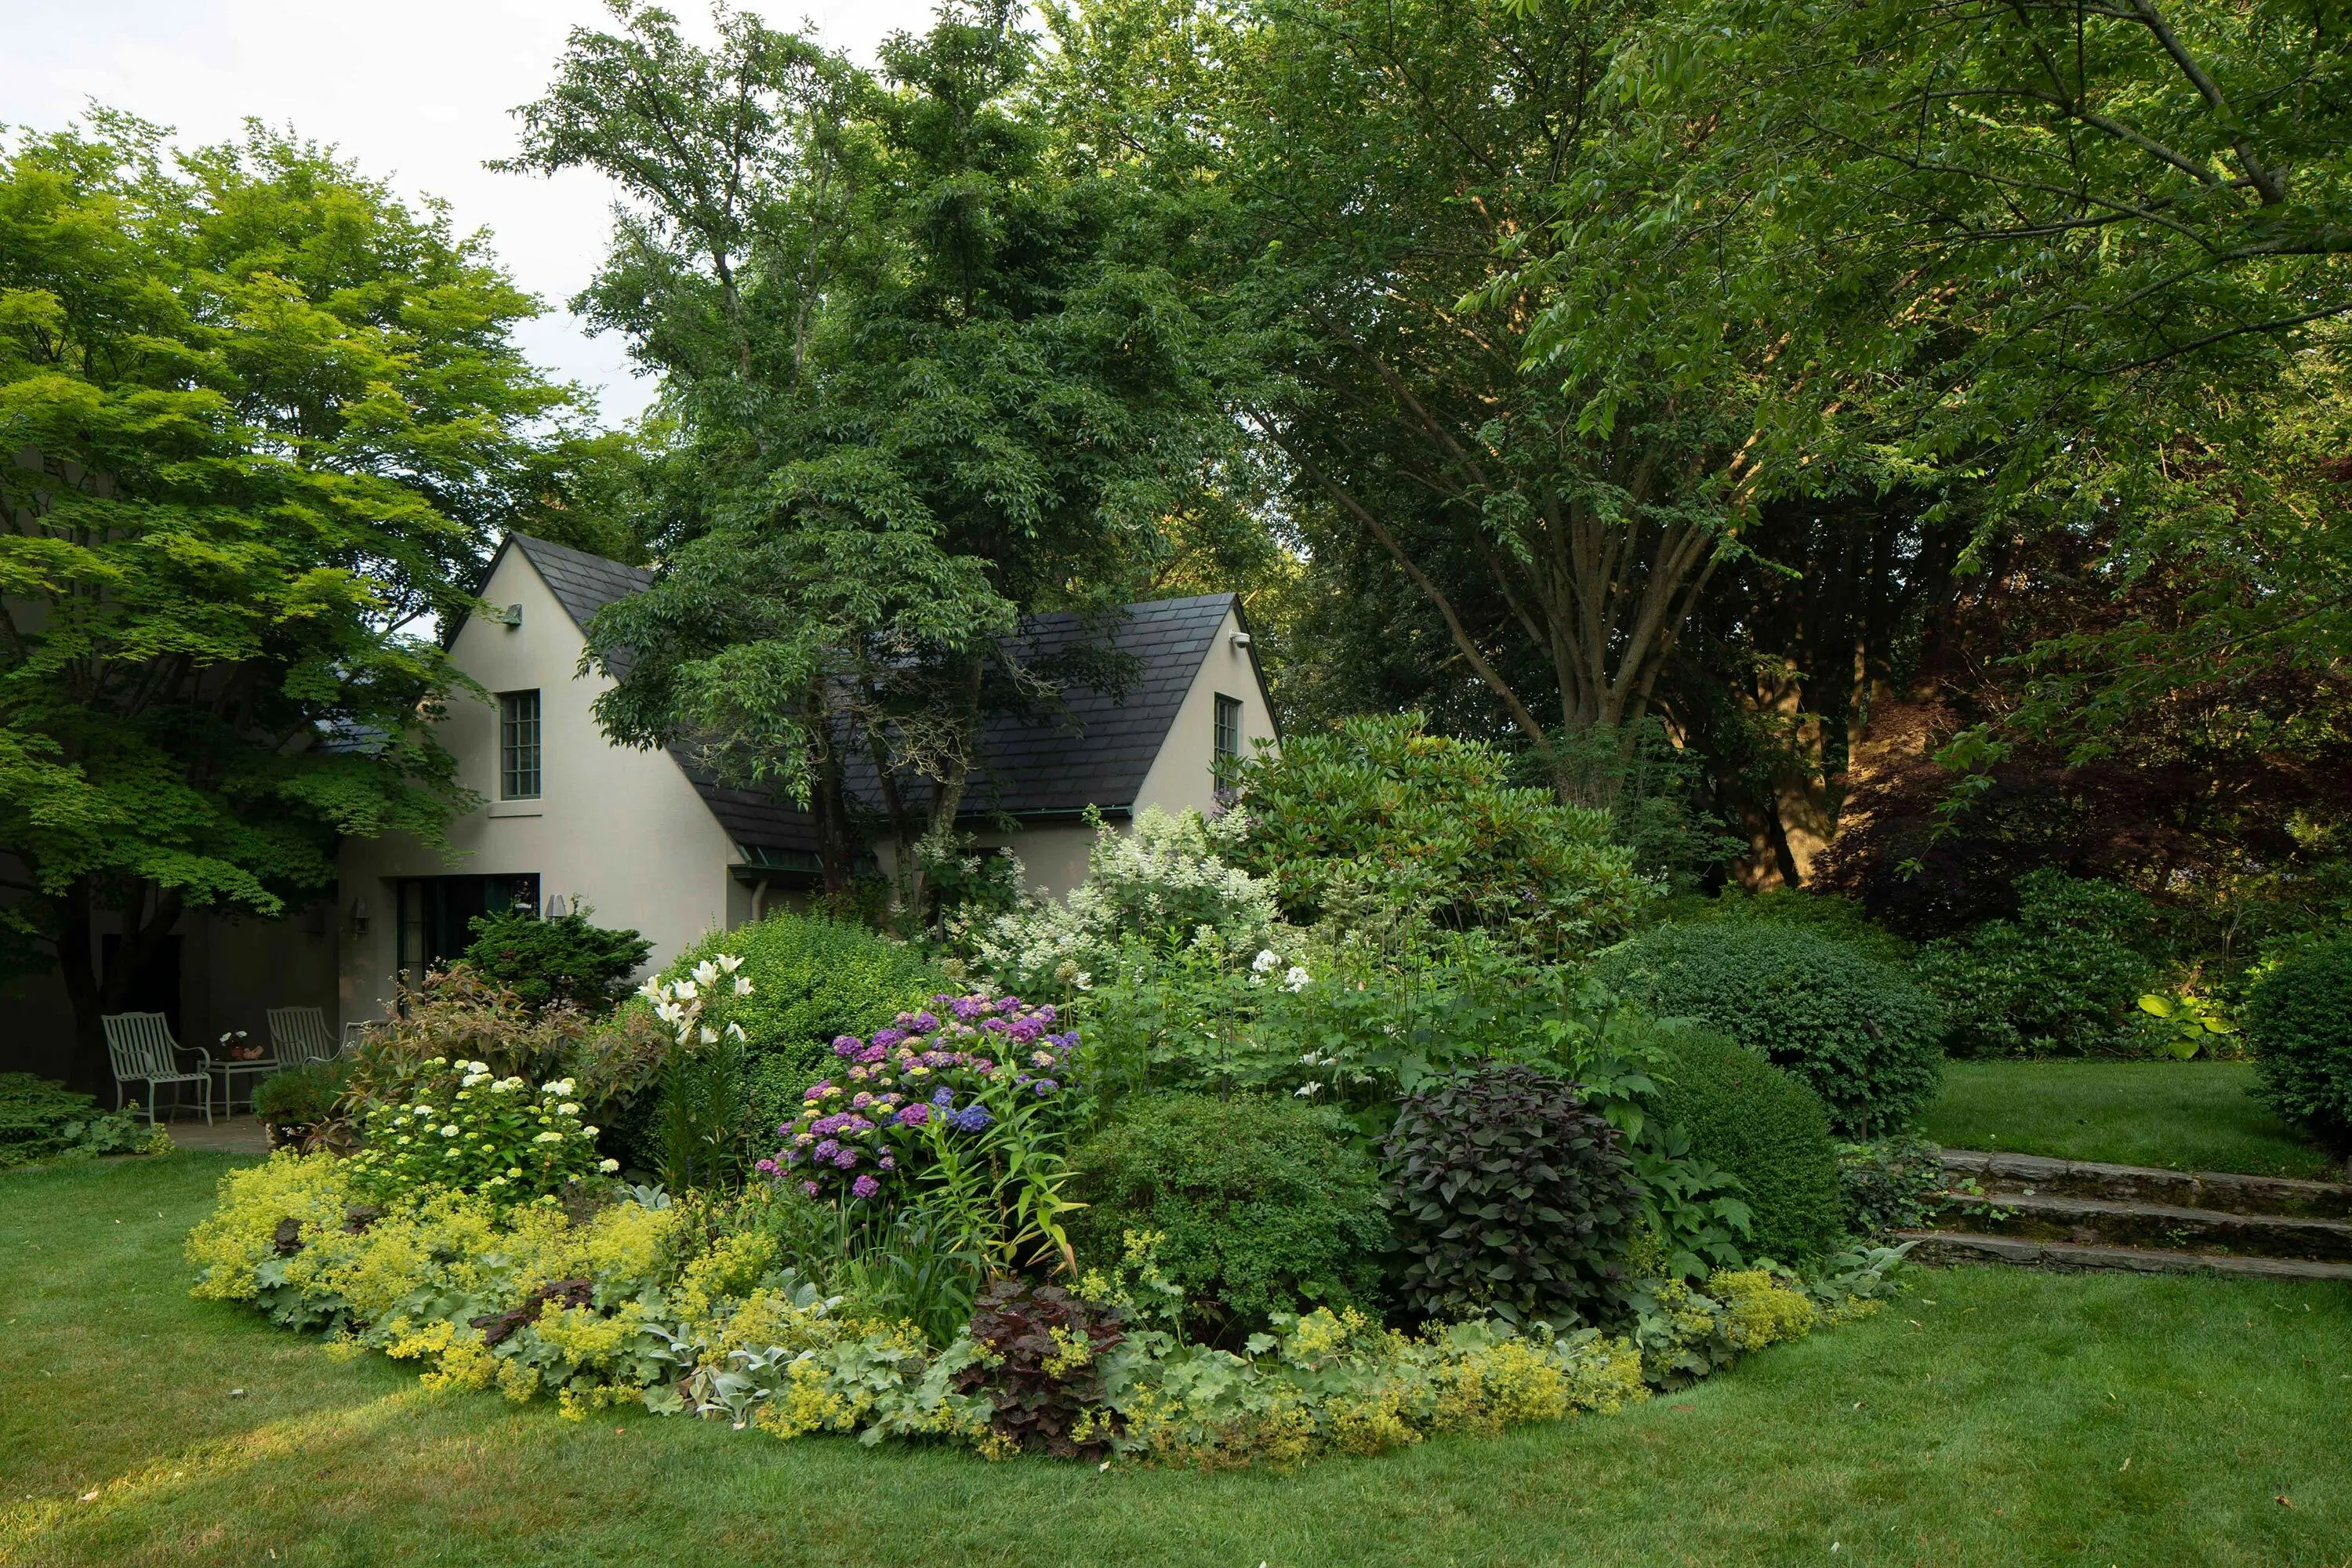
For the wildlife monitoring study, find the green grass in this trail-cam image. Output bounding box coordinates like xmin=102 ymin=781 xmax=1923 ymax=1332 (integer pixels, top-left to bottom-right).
xmin=1921 ymin=1059 xmax=2343 ymax=1180
xmin=5 ymin=1156 xmax=2351 ymax=1566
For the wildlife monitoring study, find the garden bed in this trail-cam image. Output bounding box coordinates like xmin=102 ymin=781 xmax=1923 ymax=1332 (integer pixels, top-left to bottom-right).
xmin=6 ymin=1153 xmax=2348 ymax=1567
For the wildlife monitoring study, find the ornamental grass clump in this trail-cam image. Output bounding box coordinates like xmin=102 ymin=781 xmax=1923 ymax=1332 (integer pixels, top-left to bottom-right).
xmin=1385 ymin=1062 xmax=1643 ymax=1327
xmin=761 ymin=993 xmax=1076 ymax=1203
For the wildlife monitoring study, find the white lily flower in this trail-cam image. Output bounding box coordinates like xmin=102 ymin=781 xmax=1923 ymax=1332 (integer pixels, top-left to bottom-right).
xmin=724 ymin=1021 xmax=746 ymax=1041
xmin=734 ymin=976 xmax=753 ymax=996
xmin=718 ymin=953 xmax=743 ymax=975
xmin=692 ymin=960 xmax=720 ymax=988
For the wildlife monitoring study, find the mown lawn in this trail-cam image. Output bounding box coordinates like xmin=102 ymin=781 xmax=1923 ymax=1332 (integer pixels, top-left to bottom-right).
xmin=1920 ymin=1060 xmax=2342 ymax=1180
xmin=4 ymin=1153 xmax=2349 ymax=1567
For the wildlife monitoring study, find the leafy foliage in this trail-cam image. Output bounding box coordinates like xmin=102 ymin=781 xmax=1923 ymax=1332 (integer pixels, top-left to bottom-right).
xmin=1648 ymin=1030 xmax=1845 ymax=1264
xmin=1235 ymin=713 xmax=1657 ymax=958
xmin=1068 ymin=1093 xmax=1391 ymax=1341
xmin=657 ymin=916 xmax=943 ymax=1092
xmin=0 ymin=114 xmax=593 ymax=1081
xmin=1384 ymin=1063 xmax=1642 ymax=1327
xmin=462 ymin=903 xmax=654 ymax=1015
xmin=1596 ymin=923 xmax=1944 ymax=1138
xmin=0 ymin=1073 xmax=159 ymax=1167
xmin=958 ymin=1280 xmax=1128 ymax=1460
xmin=514 ymin=5 xmax=1252 ymax=907
xmin=974 ymin=807 xmax=1280 ymax=993
xmin=343 ymin=1058 xmax=610 ymax=1207
xmin=1915 ymin=872 xmax=2160 ymax=1058
xmin=250 ymin=1059 xmax=352 ymax=1149
xmin=1835 ymin=1138 xmax=1947 ymax=1242
xmin=2245 ymin=935 xmax=2352 ymax=1147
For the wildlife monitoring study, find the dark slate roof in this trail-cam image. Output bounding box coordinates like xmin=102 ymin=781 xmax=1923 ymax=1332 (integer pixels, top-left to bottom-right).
xmin=946 ymin=595 xmax=1238 ymax=818
xmin=477 ymin=534 xmax=1252 ymax=850
xmin=511 ymin=534 xmax=655 ymax=627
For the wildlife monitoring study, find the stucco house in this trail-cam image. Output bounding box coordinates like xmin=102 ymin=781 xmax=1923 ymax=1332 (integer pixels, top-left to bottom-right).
xmin=333 ymin=534 xmax=1278 ymax=1029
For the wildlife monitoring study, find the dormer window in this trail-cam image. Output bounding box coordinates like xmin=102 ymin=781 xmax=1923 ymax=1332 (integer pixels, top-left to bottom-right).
xmin=499 ymin=689 xmax=542 ymax=800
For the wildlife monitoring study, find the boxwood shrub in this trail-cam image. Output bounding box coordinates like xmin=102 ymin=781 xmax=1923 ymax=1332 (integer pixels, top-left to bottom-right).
xmin=662 ymin=914 xmax=945 ymax=1091
xmin=1650 ymin=1031 xmax=1845 ymax=1261
xmin=1068 ymin=1091 xmax=1389 ymax=1343
xmin=1595 ymin=923 xmax=1943 ymax=1137
xmin=1385 ymin=1063 xmax=1641 ymax=1327
xmin=2246 ymin=935 xmax=2352 ymax=1146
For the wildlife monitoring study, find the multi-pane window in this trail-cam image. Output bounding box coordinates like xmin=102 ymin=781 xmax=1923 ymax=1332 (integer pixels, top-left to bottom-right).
xmin=1213 ymin=693 xmax=1243 ymax=804
xmin=499 ymin=689 xmax=542 ymax=800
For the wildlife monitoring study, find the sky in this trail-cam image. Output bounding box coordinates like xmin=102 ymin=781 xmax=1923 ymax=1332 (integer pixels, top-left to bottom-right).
xmin=0 ymin=0 xmax=946 ymax=425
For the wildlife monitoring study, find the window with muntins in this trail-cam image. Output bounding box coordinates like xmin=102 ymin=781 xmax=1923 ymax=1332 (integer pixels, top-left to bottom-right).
xmin=1213 ymin=692 xmax=1242 ymax=804
xmin=499 ymin=689 xmax=542 ymax=800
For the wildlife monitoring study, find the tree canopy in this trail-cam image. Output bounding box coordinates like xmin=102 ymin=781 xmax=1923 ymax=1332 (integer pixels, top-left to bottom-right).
xmin=0 ymin=114 xmax=584 ymax=1082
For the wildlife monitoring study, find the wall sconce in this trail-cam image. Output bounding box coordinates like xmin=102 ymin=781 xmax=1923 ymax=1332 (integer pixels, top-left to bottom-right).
xmin=350 ymin=897 xmax=370 ymax=938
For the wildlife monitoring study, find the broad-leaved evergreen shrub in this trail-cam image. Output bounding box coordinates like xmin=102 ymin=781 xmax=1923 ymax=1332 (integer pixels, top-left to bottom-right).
xmin=1595 ymin=923 xmax=1943 ymax=1137
xmin=1385 ymin=1063 xmax=1641 ymax=1327
xmin=1650 ymin=1030 xmax=1845 ymax=1262
xmin=2245 ymin=934 xmax=2352 ymax=1145
xmin=463 ymin=902 xmax=654 ymax=1014
xmin=1235 ymin=713 xmax=1657 ymax=958
xmin=1914 ymin=870 xmax=2158 ymax=1056
xmin=662 ymin=914 xmax=943 ymax=1091
xmin=1069 ymin=1092 xmax=1390 ymax=1340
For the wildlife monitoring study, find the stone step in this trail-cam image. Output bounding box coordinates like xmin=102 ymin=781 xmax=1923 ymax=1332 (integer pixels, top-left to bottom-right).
xmin=1933 ymin=1189 xmax=2352 ymax=1262
xmin=1940 ymin=1149 xmax=2352 ymax=1220
xmin=1898 ymin=1229 xmax=2352 ymax=1283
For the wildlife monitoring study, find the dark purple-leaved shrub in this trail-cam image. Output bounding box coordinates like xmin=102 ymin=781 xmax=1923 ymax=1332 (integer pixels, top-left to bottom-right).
xmin=1385 ymin=1062 xmax=1641 ymax=1327
xmin=956 ymin=1280 xmax=1126 ymax=1458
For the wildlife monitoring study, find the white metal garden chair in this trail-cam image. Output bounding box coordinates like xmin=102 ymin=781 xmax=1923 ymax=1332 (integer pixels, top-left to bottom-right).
xmin=266 ymin=1006 xmax=342 ymax=1067
xmin=101 ymin=1011 xmax=212 ymax=1125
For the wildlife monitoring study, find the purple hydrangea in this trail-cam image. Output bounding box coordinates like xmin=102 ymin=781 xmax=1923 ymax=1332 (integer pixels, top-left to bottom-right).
xmin=851 ymin=1174 xmax=881 ymax=1200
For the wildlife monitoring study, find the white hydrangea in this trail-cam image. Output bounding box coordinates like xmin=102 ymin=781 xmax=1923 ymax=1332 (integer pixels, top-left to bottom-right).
xmin=975 ymin=806 xmax=1280 ymax=990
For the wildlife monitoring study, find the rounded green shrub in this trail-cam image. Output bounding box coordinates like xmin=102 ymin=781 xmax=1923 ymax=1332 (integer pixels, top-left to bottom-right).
xmin=659 ymin=913 xmax=945 ymax=1090
xmin=1651 ymin=1030 xmax=1845 ymax=1261
xmin=2246 ymin=935 xmax=2352 ymax=1146
xmin=1913 ymin=870 xmax=2158 ymax=1057
xmin=1595 ymin=922 xmax=1944 ymax=1137
xmin=1069 ymin=1092 xmax=1390 ymax=1343
xmin=1385 ymin=1063 xmax=1641 ymax=1327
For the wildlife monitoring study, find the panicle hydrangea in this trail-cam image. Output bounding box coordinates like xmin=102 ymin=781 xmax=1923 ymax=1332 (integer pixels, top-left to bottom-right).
xmin=974 ymin=807 xmax=1278 ymax=990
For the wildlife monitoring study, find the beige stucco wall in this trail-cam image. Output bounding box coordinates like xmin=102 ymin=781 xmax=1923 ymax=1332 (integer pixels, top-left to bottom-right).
xmin=1134 ymin=604 xmax=1277 ymax=818
xmin=336 ymin=548 xmax=735 ymax=1029
xmin=962 ymin=604 xmax=1279 ymax=902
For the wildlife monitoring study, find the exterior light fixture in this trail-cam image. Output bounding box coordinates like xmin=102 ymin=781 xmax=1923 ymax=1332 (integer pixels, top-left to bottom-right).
xmin=1230 ymin=631 xmax=1253 ymax=648
xmin=545 ymin=895 xmax=568 ymax=919
xmin=350 ymin=897 xmax=370 ymax=937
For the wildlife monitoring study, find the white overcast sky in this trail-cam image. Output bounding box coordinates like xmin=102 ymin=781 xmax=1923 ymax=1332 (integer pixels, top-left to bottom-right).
xmin=1 ymin=1 xmax=948 ymax=425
